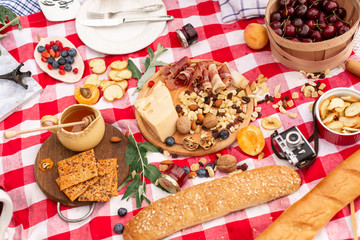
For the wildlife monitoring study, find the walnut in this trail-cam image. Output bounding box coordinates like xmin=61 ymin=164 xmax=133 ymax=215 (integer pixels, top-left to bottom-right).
xmin=182 ymin=136 xmax=199 ymax=151
xmin=203 ymin=113 xmax=218 ymax=129
xmin=217 ymin=154 xmax=237 ymax=173
xmin=176 ymin=116 xmax=191 ymax=134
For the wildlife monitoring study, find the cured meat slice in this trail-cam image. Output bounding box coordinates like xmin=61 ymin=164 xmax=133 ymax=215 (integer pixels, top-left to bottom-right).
xmin=198 ymin=61 xmax=211 ymax=92
xmin=208 ymin=63 xmax=225 ymax=94
xmin=162 ymin=56 xmax=190 ymax=79
xmin=174 ymin=66 xmax=195 ymax=87
xmin=191 ymin=63 xmax=203 ymax=90
xmin=218 ymin=63 xmax=233 ymax=88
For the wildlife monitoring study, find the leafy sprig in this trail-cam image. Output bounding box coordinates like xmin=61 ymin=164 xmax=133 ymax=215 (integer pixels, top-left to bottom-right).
xmin=119 ymin=126 xmax=161 ymax=208
xmin=0 ymin=6 xmax=22 ymax=55
xmin=127 ymin=43 xmax=168 ymax=94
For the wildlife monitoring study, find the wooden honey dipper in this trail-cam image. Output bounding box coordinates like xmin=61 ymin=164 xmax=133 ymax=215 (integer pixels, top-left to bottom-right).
xmin=3 ymin=115 xmax=96 ymax=139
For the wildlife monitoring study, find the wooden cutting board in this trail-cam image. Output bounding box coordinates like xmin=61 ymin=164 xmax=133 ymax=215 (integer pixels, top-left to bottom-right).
xmin=135 ymin=59 xmax=254 ymax=157
xmin=34 ymin=123 xmax=129 ymax=207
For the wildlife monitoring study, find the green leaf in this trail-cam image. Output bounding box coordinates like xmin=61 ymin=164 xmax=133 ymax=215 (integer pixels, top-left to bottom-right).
xmin=144 ymin=164 xmax=161 ymax=184
xmin=144 ymin=195 xmax=151 ymax=205
xmin=125 ymin=144 xmax=137 ymax=165
xmin=138 ymin=142 xmax=159 ymax=153
xmin=154 ymin=43 xmax=168 ymax=59
xmin=147 ymin=46 xmax=154 ymax=59
xmin=0 ymin=6 xmax=6 ymax=24
xmin=152 ymin=60 xmax=168 ymax=67
xmin=144 ymin=57 xmax=151 ymax=72
xmin=122 ymin=173 xmax=141 ymax=200
xmin=118 ymin=175 xmax=132 ymax=190
xmin=136 ymin=66 xmax=155 ymax=91
xmin=127 ymin=59 xmax=142 ymax=80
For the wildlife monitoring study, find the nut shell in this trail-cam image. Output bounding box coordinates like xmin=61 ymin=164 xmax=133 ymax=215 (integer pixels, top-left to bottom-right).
xmin=182 ymin=136 xmax=200 ymax=151
xmin=217 ymin=155 xmax=237 ymax=173
xmin=199 ymin=136 xmax=215 ymax=150
xmin=176 ymin=116 xmax=191 ymax=134
xmin=203 ymin=114 xmax=218 ymax=129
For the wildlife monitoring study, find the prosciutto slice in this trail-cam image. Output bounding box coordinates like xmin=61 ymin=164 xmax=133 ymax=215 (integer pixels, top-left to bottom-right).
xmin=162 ymin=56 xmax=190 ymax=79
xmin=218 ymin=63 xmax=233 ymax=88
xmin=175 ymin=66 xmax=195 ymax=86
xmin=208 ymin=63 xmax=225 ymax=94
xmin=198 ymin=62 xmax=212 ymax=92
xmin=190 ymin=63 xmax=203 ymax=90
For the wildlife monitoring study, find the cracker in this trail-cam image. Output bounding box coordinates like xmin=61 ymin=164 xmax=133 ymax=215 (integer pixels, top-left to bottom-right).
xmin=56 ymin=177 xmax=99 ymax=202
xmin=78 ymin=179 xmax=110 ymax=202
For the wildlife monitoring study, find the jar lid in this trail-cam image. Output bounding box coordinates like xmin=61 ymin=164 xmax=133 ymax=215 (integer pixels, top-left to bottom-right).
xmin=158 ymin=173 xmax=181 ymax=194
xmin=176 ymin=29 xmax=189 ymax=48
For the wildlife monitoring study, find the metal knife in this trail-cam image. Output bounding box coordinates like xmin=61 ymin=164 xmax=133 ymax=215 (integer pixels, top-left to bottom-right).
xmin=79 ymin=15 xmax=174 ymax=27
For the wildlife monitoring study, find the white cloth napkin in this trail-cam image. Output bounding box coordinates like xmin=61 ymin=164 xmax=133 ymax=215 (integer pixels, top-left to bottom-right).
xmin=219 ymin=0 xmax=268 ymax=23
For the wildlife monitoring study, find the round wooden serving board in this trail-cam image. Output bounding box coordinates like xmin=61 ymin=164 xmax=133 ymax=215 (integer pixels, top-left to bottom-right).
xmin=34 ymin=123 xmax=129 ymax=207
xmin=135 ymin=59 xmax=254 ymax=157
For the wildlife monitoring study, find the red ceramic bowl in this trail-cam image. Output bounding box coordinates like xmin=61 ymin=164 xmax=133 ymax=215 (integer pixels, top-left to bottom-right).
xmin=315 ymin=87 xmax=360 ymax=145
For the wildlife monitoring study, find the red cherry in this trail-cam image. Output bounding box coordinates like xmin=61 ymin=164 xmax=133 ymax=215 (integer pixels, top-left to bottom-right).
xmin=323 ymin=25 xmax=336 ymax=39
xmin=270 ymin=21 xmax=282 ymax=29
xmin=290 ymin=37 xmax=300 ymax=42
xmin=324 ymin=1 xmax=338 ymax=14
xmin=306 ymin=8 xmax=320 ymax=20
xmin=285 ymin=24 xmax=296 ymax=37
xmin=310 ymin=30 xmax=323 ymax=42
xmin=273 ymin=27 xmax=283 ymax=36
xmin=337 ymin=25 xmax=350 ymax=35
xmin=59 ymin=69 xmax=65 ymax=75
xmin=292 ymin=18 xmax=304 ymax=28
xmin=73 ymin=68 xmax=79 ymax=74
xmin=41 ymin=57 xmax=47 ymax=62
xmin=47 ymin=64 xmax=53 ymax=70
xmin=306 ymin=19 xmax=316 ymax=30
xmin=148 ymin=80 xmax=155 ymax=87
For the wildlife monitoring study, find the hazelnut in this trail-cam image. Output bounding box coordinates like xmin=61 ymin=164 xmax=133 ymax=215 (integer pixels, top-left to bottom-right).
xmin=214 ymin=99 xmax=223 ymax=108
xmin=189 ymin=104 xmax=199 ymax=111
xmin=176 ymin=116 xmax=191 ymax=134
xmin=217 ymin=155 xmax=237 ymax=173
xmin=203 ymin=113 xmax=218 ymax=129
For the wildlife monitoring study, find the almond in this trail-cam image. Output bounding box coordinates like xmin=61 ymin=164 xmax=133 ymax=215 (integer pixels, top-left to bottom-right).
xmin=110 ymin=136 xmax=121 ymax=143
xmin=197 ymin=113 xmax=204 ymax=123
xmin=160 ymin=160 xmax=174 ymax=165
xmin=214 ymin=99 xmax=223 ymax=108
xmin=191 ymin=120 xmax=197 ymax=131
xmin=189 ymin=104 xmax=199 ymax=111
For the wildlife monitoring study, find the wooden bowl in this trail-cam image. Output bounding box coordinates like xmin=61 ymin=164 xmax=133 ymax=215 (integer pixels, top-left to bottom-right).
xmin=265 ymin=0 xmax=360 ymax=72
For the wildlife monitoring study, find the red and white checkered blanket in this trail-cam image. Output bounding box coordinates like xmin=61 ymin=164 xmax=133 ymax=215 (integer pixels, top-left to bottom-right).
xmin=1 ymin=0 xmax=360 ymax=239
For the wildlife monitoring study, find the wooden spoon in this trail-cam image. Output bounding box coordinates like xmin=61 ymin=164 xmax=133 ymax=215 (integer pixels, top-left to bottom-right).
xmin=4 ymin=115 xmax=95 ymax=139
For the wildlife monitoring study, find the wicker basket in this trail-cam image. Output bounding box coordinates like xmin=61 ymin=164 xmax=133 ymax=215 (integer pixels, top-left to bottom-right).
xmin=265 ymin=0 xmax=360 ymax=72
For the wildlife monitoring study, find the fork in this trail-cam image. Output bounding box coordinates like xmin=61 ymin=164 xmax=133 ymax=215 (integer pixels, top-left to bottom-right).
xmin=86 ymin=4 xmax=164 ymax=19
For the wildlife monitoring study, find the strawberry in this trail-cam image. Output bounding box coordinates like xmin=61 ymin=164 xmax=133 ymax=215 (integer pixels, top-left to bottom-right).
xmin=49 ymin=49 xmax=55 ymax=58
xmin=73 ymin=68 xmax=78 ymax=74
xmin=55 ymin=51 xmax=60 ymax=57
xmin=148 ymin=80 xmax=155 ymax=87
xmin=59 ymin=69 xmax=65 ymax=75
xmin=41 ymin=50 xmax=50 ymax=58
xmin=47 ymin=64 xmax=53 ymax=70
xmin=41 ymin=57 xmax=47 ymax=62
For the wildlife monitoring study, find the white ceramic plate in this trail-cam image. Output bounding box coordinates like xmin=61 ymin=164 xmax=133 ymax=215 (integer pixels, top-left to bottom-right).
xmin=38 ymin=0 xmax=81 ymax=22
xmin=75 ymin=0 xmax=167 ymax=55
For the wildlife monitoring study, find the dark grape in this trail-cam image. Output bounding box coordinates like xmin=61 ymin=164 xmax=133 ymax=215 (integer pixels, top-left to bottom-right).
xmin=285 ymin=24 xmax=296 ymax=37
xmin=324 ymin=1 xmax=339 ymax=14
xmin=306 ymin=8 xmax=320 ymax=20
xmin=270 ymin=21 xmax=282 ymax=29
xmin=323 ymin=25 xmax=336 ymax=39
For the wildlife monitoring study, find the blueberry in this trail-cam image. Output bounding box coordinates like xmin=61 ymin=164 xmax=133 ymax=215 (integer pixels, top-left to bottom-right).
xmin=205 ymin=162 xmax=215 ymax=169
xmin=165 ymin=136 xmax=175 ymax=146
xmin=51 ymin=44 xmax=59 ymax=52
xmin=68 ymin=48 xmax=77 ymax=57
xmin=117 ymin=207 xmax=127 ymax=217
xmin=61 ymin=50 xmax=68 ymax=58
xmin=182 ymin=166 xmax=190 ymax=174
xmin=37 ymin=45 xmax=45 ymax=53
xmin=113 ymin=223 xmax=124 ymax=234
xmin=196 ymin=168 xmax=207 ymax=178
xmin=47 ymin=57 xmax=55 ymax=65
xmin=219 ymin=129 xmax=230 ymax=140
xmin=66 ymin=56 xmax=74 ymax=64
xmin=58 ymin=57 xmax=66 ymax=65
xmin=52 ymin=61 xmax=60 ymax=69
xmin=64 ymin=63 xmax=72 ymax=72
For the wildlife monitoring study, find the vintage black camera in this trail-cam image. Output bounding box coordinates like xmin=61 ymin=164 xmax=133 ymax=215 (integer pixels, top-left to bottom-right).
xmin=271 ymin=126 xmax=316 ymax=168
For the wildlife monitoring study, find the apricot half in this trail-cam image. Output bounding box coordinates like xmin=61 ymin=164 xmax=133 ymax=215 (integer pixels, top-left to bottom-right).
xmin=237 ymin=125 xmax=265 ymax=156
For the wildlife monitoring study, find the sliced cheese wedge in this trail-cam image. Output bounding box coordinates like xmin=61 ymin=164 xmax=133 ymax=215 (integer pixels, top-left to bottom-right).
xmin=135 ymin=81 xmax=179 ymax=142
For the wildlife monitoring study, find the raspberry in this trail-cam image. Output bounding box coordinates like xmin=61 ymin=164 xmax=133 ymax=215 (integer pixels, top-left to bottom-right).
xmin=45 ymin=44 xmax=51 ymax=50
xmin=47 ymin=64 xmax=53 ymax=70
xmin=63 ymin=47 xmax=70 ymax=51
xmin=55 ymin=40 xmax=62 ymax=46
xmin=41 ymin=51 xmax=50 ymax=58
xmin=59 ymin=69 xmax=65 ymax=75
xmin=58 ymin=45 xmax=63 ymax=52
xmin=73 ymin=68 xmax=78 ymax=74
xmin=49 ymin=49 xmax=55 ymax=58
xmin=41 ymin=57 xmax=47 ymax=62
xmin=148 ymin=80 xmax=155 ymax=87
xmin=59 ymin=65 xmax=64 ymax=70
xmin=50 ymin=41 xmax=55 ymax=46
xmin=55 ymin=51 xmax=60 ymax=57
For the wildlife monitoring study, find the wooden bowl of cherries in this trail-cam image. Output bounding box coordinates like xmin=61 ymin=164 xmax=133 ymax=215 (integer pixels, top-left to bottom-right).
xmin=265 ymin=0 xmax=360 ymax=72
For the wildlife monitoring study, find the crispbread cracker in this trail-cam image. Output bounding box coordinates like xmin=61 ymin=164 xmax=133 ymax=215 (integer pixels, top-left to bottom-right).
xmin=57 ymin=149 xmax=98 ymax=191
xmin=56 ymin=177 xmax=99 ymax=202
xmin=78 ymin=179 xmax=110 ymax=202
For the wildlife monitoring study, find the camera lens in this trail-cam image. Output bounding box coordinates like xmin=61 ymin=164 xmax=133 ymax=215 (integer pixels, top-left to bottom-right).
xmin=285 ymin=131 xmax=301 ymax=149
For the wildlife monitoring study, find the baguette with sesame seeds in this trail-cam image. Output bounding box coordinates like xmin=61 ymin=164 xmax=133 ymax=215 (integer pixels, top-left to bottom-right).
xmin=123 ymin=165 xmax=301 ymax=240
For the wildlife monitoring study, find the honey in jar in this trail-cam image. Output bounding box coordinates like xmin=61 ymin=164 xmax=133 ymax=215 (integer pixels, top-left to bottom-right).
xmin=61 ymin=108 xmax=94 ymax=132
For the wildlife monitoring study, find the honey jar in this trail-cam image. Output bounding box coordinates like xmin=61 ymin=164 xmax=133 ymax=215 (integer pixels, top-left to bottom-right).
xmin=157 ymin=164 xmax=187 ymax=193
xmin=176 ymin=23 xmax=199 ymax=48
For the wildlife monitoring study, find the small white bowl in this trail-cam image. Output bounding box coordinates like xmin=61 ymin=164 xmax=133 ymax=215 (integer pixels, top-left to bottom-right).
xmin=315 ymin=87 xmax=360 ymax=145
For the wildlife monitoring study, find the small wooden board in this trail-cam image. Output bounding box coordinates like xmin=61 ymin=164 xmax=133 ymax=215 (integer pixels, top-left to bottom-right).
xmin=135 ymin=59 xmax=254 ymax=157
xmin=34 ymin=123 xmax=129 ymax=207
